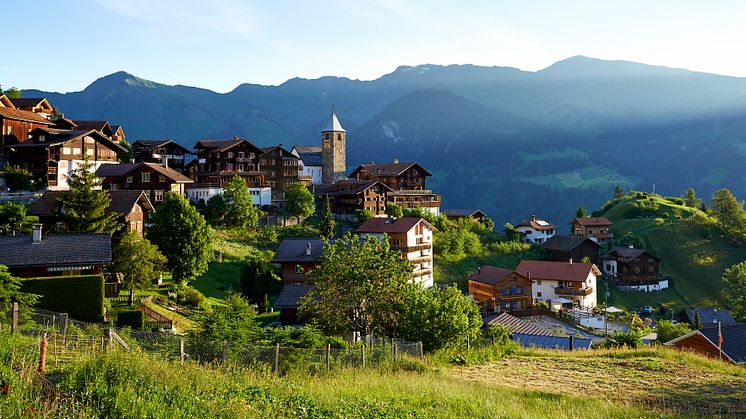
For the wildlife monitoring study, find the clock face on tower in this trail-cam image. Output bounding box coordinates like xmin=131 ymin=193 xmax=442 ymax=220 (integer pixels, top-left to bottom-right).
xmin=323 ymin=139 xmax=331 ymax=148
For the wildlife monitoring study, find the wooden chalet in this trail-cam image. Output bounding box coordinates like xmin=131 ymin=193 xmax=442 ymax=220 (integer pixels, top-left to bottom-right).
xmin=29 ymin=190 xmax=154 ymax=237
xmin=7 ymin=128 xmax=124 ymax=189
xmin=132 ymin=140 xmax=191 ymax=173
xmin=0 ymin=224 xmax=111 ymax=277
xmin=96 ymin=162 xmax=193 ymax=205
xmin=190 ymin=138 xmax=266 ymax=188
xmin=325 ymin=179 xmax=392 ymax=216
xmin=571 ymin=217 xmax=613 ymax=244
xmin=443 ymin=209 xmax=487 ymax=222
xmin=74 ymin=120 xmax=112 ymax=138
xmin=356 ymin=217 xmax=436 ymax=287
xmin=110 ymin=125 xmax=125 ymax=143
xmin=541 ymin=234 xmax=601 ymax=265
xmin=349 ymin=161 xmax=441 ymax=216
xmin=601 ymin=247 xmax=660 ymax=285
xmin=0 ymin=95 xmax=55 ymax=151
xmin=260 ymin=145 xmax=300 ymax=202
xmin=468 ymin=266 xmax=533 ymax=312
xmin=271 ymin=238 xmax=328 ymax=324
xmin=666 ymin=323 xmax=746 ymax=364
xmin=9 ymin=98 xmax=54 ymax=118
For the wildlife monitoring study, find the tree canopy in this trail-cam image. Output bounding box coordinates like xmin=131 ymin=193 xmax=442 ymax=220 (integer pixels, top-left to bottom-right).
xmin=56 ymin=157 xmax=119 ymax=234
xmin=148 ymin=192 xmax=212 ymax=283
xmin=223 ymin=176 xmax=261 ymax=229
xmin=112 ymin=231 xmax=167 ymax=291
xmin=0 ymin=202 xmax=36 ymax=235
xmin=319 ymin=194 xmax=336 ymax=239
xmin=0 ymin=265 xmax=38 ymax=324
xmin=710 ymin=188 xmax=745 ymax=234
xmin=723 ymin=261 xmax=746 ymax=321
xmin=285 ymin=182 xmax=315 ymax=218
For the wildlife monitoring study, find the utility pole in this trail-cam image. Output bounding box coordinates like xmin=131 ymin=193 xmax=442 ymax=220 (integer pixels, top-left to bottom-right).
xmin=604 ymin=277 xmax=610 ymax=337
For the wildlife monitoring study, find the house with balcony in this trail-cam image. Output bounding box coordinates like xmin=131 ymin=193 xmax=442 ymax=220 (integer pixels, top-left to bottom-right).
xmin=468 ymin=266 xmax=533 ymax=313
xmin=601 ymin=247 xmax=665 ymax=291
xmin=356 ymin=217 xmax=436 ymax=288
xmin=349 ymin=161 xmax=441 ymax=216
xmin=0 ymin=95 xmax=56 ymax=165
xmin=260 ymin=145 xmax=300 ymax=206
xmin=516 ymin=215 xmax=556 ymax=244
xmin=325 ymin=179 xmax=392 ymax=216
xmin=571 ymin=217 xmax=613 ymax=244
xmin=96 ymin=162 xmax=193 ymax=205
xmin=190 ymin=137 xmax=266 ymax=189
xmin=515 ymin=260 xmax=600 ymax=309
xmin=271 ymin=238 xmax=329 ymax=324
xmin=132 ymin=139 xmax=192 ymax=172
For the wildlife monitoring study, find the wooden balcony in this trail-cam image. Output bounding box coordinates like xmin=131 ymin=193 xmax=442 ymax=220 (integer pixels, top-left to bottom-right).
xmin=555 ymin=286 xmax=593 ymax=296
xmin=412 ymin=268 xmax=432 ymax=278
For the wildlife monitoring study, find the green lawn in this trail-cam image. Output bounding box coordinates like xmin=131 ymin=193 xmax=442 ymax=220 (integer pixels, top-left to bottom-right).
xmin=520 ymin=165 xmax=638 ymax=189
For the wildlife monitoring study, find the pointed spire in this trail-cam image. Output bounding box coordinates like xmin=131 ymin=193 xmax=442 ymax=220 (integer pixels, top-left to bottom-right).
xmin=322 ymin=108 xmax=346 ymax=132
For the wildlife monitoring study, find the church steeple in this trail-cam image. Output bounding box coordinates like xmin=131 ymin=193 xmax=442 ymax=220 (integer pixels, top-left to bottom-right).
xmin=321 ymin=109 xmax=347 ymax=185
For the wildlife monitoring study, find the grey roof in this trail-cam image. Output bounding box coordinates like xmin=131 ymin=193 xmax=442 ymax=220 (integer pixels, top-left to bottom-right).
xmin=442 ymin=209 xmax=486 ymax=218
xmin=699 ymin=323 xmax=746 ymax=363
xmin=271 ymin=238 xmax=328 ymax=263
xmin=602 ymin=247 xmax=659 ymax=262
xmin=292 ymin=145 xmax=322 ymax=154
xmin=512 ymin=333 xmax=592 ymax=351
xmin=0 ymin=234 xmax=112 ymax=268
xmin=29 ymin=190 xmax=152 ymax=217
xmin=274 ymin=285 xmax=312 ymax=309
xmin=542 ymin=234 xmax=600 ymax=252
xmin=322 ymin=111 xmax=345 ymax=132
xmin=485 ymin=312 xmax=552 ymax=336
xmin=684 ymin=308 xmax=736 ymax=329
xmin=298 ymin=151 xmax=322 ymax=166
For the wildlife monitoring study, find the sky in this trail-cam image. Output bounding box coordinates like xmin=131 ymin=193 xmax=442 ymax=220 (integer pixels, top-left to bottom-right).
xmin=4 ymin=0 xmax=746 ymax=93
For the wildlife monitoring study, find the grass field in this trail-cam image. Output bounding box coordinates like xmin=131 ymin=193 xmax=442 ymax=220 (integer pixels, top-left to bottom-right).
xmin=520 ymin=165 xmax=638 ymax=189
xmin=601 ymin=195 xmax=746 ymax=311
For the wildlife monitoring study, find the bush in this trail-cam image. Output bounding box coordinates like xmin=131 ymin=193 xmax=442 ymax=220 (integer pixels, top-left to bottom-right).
xmin=21 ymin=275 xmax=104 ymax=322
xmin=116 ymin=310 xmax=145 ymax=329
xmin=180 ymin=286 xmax=206 ymax=307
xmin=2 ymin=166 xmax=35 ymax=191
xmin=655 ymin=320 xmax=691 ymax=343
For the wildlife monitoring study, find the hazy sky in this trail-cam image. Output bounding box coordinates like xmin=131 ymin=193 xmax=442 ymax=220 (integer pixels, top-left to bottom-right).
xmin=4 ymin=0 xmax=746 ymax=92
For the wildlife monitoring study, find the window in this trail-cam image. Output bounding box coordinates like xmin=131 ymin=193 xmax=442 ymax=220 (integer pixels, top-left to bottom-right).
xmin=159 ymin=175 xmax=166 ymax=183
xmin=295 ymin=265 xmax=304 ymax=273
xmin=72 ymin=148 xmax=81 ymax=155
xmin=62 ymin=147 xmax=71 ymax=155
xmin=238 ymin=151 xmax=244 ymax=158
xmin=126 ymin=176 xmax=133 ymax=184
xmin=154 ymin=190 xmax=164 ymax=201
xmin=537 ymin=292 xmax=542 ymax=298
xmin=226 ymin=152 xmax=233 ymax=158
xmin=226 ymin=163 xmax=233 ymax=171
xmin=536 ymin=280 xmax=542 ymax=285
xmin=86 ymin=149 xmax=94 ymax=156
xmin=39 ymin=134 xmax=46 ymax=142
xmin=5 ymin=126 xmax=11 ymax=135
xmin=142 ymin=172 xmax=151 ymax=182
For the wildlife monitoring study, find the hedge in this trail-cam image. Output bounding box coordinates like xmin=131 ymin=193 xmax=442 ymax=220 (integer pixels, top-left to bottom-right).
xmin=21 ymin=275 xmax=105 ymax=322
xmin=116 ymin=310 xmax=145 ymax=330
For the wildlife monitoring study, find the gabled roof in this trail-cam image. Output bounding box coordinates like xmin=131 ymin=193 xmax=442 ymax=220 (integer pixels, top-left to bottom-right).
xmin=9 ymin=98 xmax=53 ymax=112
xmin=29 ymin=190 xmax=154 ymax=217
xmin=469 ymin=266 xmax=518 ymax=286
xmin=322 ymin=111 xmax=345 ymax=132
xmin=14 ymin=129 xmax=127 ymax=153
xmin=0 ymin=106 xmax=54 ymax=124
xmin=292 ymin=145 xmax=322 ymax=154
xmin=73 ymin=120 xmax=111 ymax=134
xmin=666 ymin=324 xmax=746 ymax=364
xmin=271 ymin=238 xmax=329 ymax=263
xmin=325 ymin=179 xmax=393 ymax=195
xmin=95 ymin=162 xmax=193 ymax=183
xmin=356 ymin=217 xmax=436 ymax=234
xmin=485 ymin=312 xmax=552 ymax=336
xmin=684 ymin=308 xmax=736 ymax=329
xmin=132 ymin=139 xmax=191 ymax=154
xmin=193 ymin=138 xmax=264 ymax=155
xmin=542 ymin=234 xmax=600 ymax=252
xmin=54 ymin=117 xmax=78 ymax=129
xmin=110 ymin=125 xmax=123 ymax=134
xmin=443 ymin=209 xmax=486 ymax=218
xmin=515 ymin=260 xmax=601 ymax=282
xmin=261 ymin=145 xmax=298 ymax=159
xmin=0 ymin=234 xmax=112 ymax=268
xmin=517 ymin=216 xmax=556 ymax=231
xmin=349 ymin=162 xmax=433 ymax=178
xmin=0 ymin=95 xmax=14 ymax=108
xmin=602 ymin=247 xmax=658 ymax=262
xmin=573 ymin=217 xmax=612 ymax=226
xmin=298 ymin=151 xmax=322 ymax=166
xmin=274 ymin=285 xmax=313 ymax=309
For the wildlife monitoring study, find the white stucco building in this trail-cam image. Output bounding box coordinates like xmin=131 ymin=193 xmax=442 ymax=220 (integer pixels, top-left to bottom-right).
xmin=516 ymin=215 xmax=557 ymax=244
xmin=515 ymin=260 xmax=600 ymax=309
xmin=291 ymin=145 xmax=323 ymax=185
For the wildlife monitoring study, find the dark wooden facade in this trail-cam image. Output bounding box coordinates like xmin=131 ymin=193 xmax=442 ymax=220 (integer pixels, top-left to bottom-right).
xmin=349 ymin=162 xmax=440 ymax=212
xmin=542 ymin=235 xmax=601 ymax=265
xmin=191 ymin=138 xmax=266 ymax=188
xmin=0 ymin=102 xmax=54 ymax=149
xmin=602 ymin=247 xmax=660 ymax=285
xmin=469 ymin=267 xmax=533 ymax=312
xmin=132 ymin=140 xmax=191 ymax=173
xmin=97 ymin=162 xmax=193 ymax=205
xmin=325 ymin=180 xmax=391 ymax=216
xmin=260 ymin=146 xmax=299 ymax=199
xmin=571 ymin=217 xmax=613 ymax=244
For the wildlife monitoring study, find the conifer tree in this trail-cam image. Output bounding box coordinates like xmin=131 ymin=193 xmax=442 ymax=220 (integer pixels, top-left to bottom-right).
xmin=57 ymin=157 xmax=119 ymax=234
xmin=320 ymin=194 xmax=336 ymax=239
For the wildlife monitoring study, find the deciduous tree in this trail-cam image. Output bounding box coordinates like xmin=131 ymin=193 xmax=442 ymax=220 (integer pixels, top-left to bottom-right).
xmin=723 ymin=261 xmax=746 ymax=321
xmin=0 ymin=202 xmax=35 ymax=235
xmin=148 ymin=192 xmax=212 ymax=282
xmin=0 ymin=265 xmax=38 ymax=324
xmin=112 ymin=231 xmax=167 ymax=305
xmin=193 ymin=292 xmax=263 ymax=357
xmin=223 ymin=176 xmax=261 ymax=229
xmin=576 ymin=206 xmax=586 ymax=218
xmin=683 ymin=187 xmax=701 ymax=208
xmin=57 ymin=157 xmax=119 ymax=234
xmin=710 ymin=188 xmax=745 ymax=233
xmin=655 ymin=320 xmax=692 ymax=343
xmin=614 ymin=185 xmax=624 ymax=200
xmin=285 ymin=182 xmax=315 ymax=219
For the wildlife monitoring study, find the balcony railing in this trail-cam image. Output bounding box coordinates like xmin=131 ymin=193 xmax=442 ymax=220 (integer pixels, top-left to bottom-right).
xmin=555 ymin=286 xmax=593 ymax=296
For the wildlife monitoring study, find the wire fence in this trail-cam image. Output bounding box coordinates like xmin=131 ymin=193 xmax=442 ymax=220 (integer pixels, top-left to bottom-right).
xmin=13 ymin=308 xmax=423 ymax=374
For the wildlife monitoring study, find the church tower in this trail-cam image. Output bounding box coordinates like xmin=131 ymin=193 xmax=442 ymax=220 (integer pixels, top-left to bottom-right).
xmin=321 ymin=110 xmax=346 ymax=185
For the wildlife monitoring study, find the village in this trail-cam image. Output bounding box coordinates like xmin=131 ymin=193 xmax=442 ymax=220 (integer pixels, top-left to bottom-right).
xmin=0 ymin=91 xmax=743 ymax=369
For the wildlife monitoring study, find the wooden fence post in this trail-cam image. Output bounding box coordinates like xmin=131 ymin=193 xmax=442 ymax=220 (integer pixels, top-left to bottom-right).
xmin=361 ymin=344 xmax=366 ymax=368
xmin=53 ymin=334 xmax=58 ymax=368
xmin=10 ymin=302 xmax=18 ymax=335
xmin=103 ymin=328 xmax=111 ymax=353
xmin=273 ymin=343 xmax=280 ymax=373
xmin=391 ymin=338 xmax=396 ymax=360
xmin=491 ymin=334 xmax=495 ymax=346
xmin=180 ymin=338 xmax=185 ymax=365
xmin=466 ymin=337 xmax=471 ymax=350
xmin=60 ymin=313 xmax=68 ymax=345
xmin=221 ymin=340 xmax=228 ymax=363
xmin=38 ymin=333 xmax=48 ymax=373
xmin=418 ymin=342 xmax=424 ymax=358
xmin=325 ymin=343 xmax=330 ymax=370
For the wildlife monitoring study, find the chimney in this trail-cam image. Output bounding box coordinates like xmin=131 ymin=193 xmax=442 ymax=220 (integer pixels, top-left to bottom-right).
xmin=393 ymin=158 xmax=399 ymax=164
xmin=527 ymin=271 xmax=531 ymax=280
xmin=531 ymin=215 xmax=536 ymax=222
xmin=477 ymin=267 xmax=481 ymax=275
xmin=162 ymin=155 xmax=169 ymax=170
xmin=32 ymin=223 xmax=43 ymax=245
xmin=306 ymin=241 xmax=312 ymax=256
xmin=568 ymin=335 xmax=574 ymax=351
xmin=369 ymin=161 xmax=374 ymax=165
xmin=628 ymin=244 xmax=634 ymax=249
xmin=569 ymin=258 xmax=573 ymax=265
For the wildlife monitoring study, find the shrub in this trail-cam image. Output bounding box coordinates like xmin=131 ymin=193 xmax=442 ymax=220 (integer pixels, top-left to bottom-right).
xmin=116 ymin=310 xmax=145 ymax=329
xmin=179 ymin=286 xmax=206 ymax=307
xmin=21 ymin=275 xmax=104 ymax=322
xmin=2 ymin=166 xmax=35 ymax=191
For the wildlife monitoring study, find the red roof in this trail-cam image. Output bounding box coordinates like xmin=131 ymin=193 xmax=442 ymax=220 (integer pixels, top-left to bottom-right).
xmin=0 ymin=107 xmax=53 ymax=124
xmin=356 ymin=217 xmax=435 ymax=234
xmin=573 ymin=217 xmax=612 ymax=226
xmin=517 ymin=217 xmax=556 ymax=230
xmin=515 ymin=260 xmax=600 ymax=283
xmin=469 ymin=266 xmax=514 ymax=286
